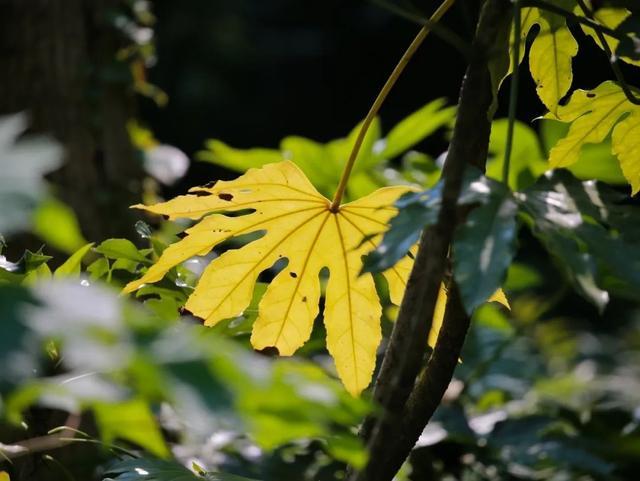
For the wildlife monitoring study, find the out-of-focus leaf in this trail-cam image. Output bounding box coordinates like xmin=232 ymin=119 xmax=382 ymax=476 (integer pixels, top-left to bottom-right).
xmin=0 ymin=249 xmax=52 ymax=285
xmin=504 ymin=263 xmax=543 ymax=291
xmin=198 ymin=140 xmax=283 ymax=174
xmin=94 ymin=399 xmax=169 ymax=458
xmin=453 ymin=179 xmax=518 ymax=312
xmin=379 ymin=99 xmax=455 ymax=160
xmin=0 ymin=285 xmax=39 ymax=390
xmin=88 ymin=257 xmax=110 ymax=280
xmin=33 ymin=197 xmax=86 ymax=254
xmin=199 ymin=100 xmax=453 ymax=200
xmin=95 ymin=238 xmax=150 ymax=264
xmin=325 ymin=434 xmax=367 ymax=469
xmin=487 ymin=119 xmax=547 ymax=190
xmin=103 ymin=458 xmax=261 ymax=481
xmin=0 ymin=113 xmax=63 ymax=236
xmin=54 ymin=243 xmax=94 ymax=278
xmin=519 ymin=171 xmax=640 ymax=309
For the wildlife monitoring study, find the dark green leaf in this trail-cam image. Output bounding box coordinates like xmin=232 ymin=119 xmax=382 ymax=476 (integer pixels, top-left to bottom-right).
xmin=104 ymin=458 xmax=261 ymax=481
xmin=454 ymin=180 xmax=518 ymax=312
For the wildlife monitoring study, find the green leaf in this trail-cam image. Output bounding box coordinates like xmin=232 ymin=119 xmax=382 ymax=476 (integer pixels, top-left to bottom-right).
xmin=103 ymin=458 xmax=261 ymax=481
xmin=362 ymin=182 xmax=443 ymax=274
xmin=487 ymin=119 xmax=547 ymax=190
xmin=54 ymin=242 xmax=94 ymax=278
xmin=453 ymin=179 xmax=518 ymax=312
xmin=33 ymin=197 xmax=87 ymax=254
xmin=198 ymin=139 xmax=283 ymax=172
xmin=0 ymin=285 xmax=39 ymax=390
xmin=95 ymin=238 xmax=150 ymax=264
xmin=87 ymin=257 xmax=111 ymax=280
xmin=94 ymin=399 xmax=170 ymax=458
xmin=0 ymin=113 xmax=62 ymax=236
xmin=379 ymin=99 xmax=455 ymax=160
xmin=519 ymin=171 xmax=640 ymax=308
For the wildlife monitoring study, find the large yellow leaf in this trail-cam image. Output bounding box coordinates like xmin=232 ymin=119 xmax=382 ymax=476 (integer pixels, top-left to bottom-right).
xmin=124 ymin=161 xmax=413 ymax=395
xmin=548 ymin=81 xmax=640 ymax=195
xmin=125 ymin=161 xmax=508 ymax=395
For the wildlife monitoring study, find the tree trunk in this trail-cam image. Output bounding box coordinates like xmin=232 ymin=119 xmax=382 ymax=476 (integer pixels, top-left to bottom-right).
xmin=0 ymin=0 xmax=143 ymax=241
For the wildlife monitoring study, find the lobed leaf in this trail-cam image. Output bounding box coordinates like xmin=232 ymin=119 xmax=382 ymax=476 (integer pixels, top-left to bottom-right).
xmin=547 ymin=81 xmax=640 ymax=194
xmin=124 ymin=161 xmax=415 ymax=395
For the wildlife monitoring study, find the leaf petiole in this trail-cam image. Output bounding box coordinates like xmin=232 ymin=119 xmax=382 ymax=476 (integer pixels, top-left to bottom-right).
xmin=330 ymin=0 xmax=456 ymax=211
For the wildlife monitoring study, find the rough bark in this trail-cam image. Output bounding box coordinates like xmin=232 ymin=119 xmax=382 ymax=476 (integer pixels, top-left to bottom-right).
xmin=0 ymin=0 xmax=143 ymax=241
xmin=352 ymin=1 xmax=512 ymax=480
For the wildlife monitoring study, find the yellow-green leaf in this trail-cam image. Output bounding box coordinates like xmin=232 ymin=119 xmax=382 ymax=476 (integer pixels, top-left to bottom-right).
xmin=580 ymin=7 xmax=640 ymax=67
xmin=517 ymin=4 xmax=578 ymax=114
xmin=93 ymin=399 xmax=169 ymax=458
xmin=547 ymin=81 xmax=640 ymax=195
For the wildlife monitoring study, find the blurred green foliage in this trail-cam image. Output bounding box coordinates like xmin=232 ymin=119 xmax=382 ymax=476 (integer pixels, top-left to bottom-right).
xmin=2 ymin=2 xmax=640 ymax=477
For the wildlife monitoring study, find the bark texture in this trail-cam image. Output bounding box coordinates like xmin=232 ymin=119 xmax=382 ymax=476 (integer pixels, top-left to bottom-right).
xmin=353 ymin=1 xmax=512 ymax=480
xmin=0 ymin=0 xmax=143 ymax=241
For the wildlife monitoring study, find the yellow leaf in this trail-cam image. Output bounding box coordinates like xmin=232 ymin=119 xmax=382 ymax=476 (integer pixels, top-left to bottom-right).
xmin=548 ymin=81 xmax=640 ymax=195
xmin=125 ymin=161 xmax=510 ymax=395
xmin=0 ymin=472 xmax=9 ymax=481
xmin=125 ymin=161 xmax=412 ymax=395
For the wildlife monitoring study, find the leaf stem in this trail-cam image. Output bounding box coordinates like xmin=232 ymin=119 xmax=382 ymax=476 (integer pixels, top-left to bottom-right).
xmin=329 ymin=0 xmax=456 ymax=211
xmin=503 ymin=0 xmax=522 ymax=185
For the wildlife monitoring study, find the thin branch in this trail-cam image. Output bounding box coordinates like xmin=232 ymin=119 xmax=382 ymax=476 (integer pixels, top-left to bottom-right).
xmin=503 ymin=0 xmax=522 ymax=185
xmin=352 ymin=1 xmax=512 ymax=480
xmin=330 ymin=0 xmax=456 ymax=210
xmin=0 ymin=414 xmax=81 ymax=461
xmin=576 ymin=0 xmax=640 ymax=105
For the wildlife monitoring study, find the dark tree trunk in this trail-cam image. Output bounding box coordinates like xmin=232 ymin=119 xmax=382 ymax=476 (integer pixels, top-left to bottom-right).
xmin=0 ymin=0 xmax=143 ymax=241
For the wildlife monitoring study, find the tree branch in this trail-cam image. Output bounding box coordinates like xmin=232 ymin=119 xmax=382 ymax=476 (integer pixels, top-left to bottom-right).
xmin=0 ymin=413 xmax=81 ymax=461
xmin=352 ymin=1 xmax=512 ymax=480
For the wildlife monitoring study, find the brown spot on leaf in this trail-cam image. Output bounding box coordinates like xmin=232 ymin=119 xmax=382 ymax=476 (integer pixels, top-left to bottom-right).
xmin=218 ymin=193 xmax=233 ymax=201
xmin=177 ymin=231 xmax=187 ymax=239
xmin=256 ymin=346 xmax=279 ymax=357
xmin=289 ymin=272 xmax=298 ymax=278
xmin=587 ymin=92 xmax=596 ymax=98
xmin=302 ymin=296 xmax=307 ymax=302
xmin=193 ymin=190 xmax=212 ymax=197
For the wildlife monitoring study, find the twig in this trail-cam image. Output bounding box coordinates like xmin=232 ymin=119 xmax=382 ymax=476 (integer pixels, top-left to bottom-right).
xmin=0 ymin=413 xmax=81 ymax=461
